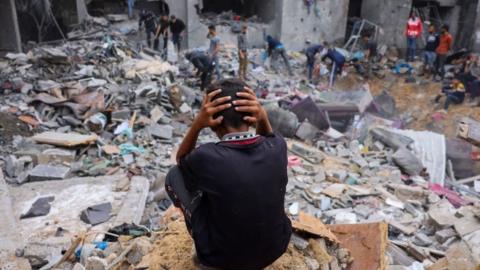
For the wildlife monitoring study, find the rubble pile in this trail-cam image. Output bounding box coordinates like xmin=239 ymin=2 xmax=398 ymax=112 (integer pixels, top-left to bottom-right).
xmin=0 ymin=14 xmax=480 ymax=270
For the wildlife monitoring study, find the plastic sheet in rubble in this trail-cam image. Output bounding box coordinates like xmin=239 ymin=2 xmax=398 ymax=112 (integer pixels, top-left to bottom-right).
xmin=388 ymin=128 xmax=446 ymax=186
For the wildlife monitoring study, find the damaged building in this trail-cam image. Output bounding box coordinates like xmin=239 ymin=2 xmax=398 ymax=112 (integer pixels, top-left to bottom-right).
xmin=2 ymin=0 xmax=480 ymax=53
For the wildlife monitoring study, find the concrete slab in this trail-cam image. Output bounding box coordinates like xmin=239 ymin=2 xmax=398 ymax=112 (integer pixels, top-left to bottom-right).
xmin=8 ymin=174 xmax=148 ymax=259
xmin=0 ymin=171 xmax=22 ymax=252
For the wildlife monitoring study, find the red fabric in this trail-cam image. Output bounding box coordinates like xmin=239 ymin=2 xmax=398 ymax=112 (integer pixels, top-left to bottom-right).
xmin=405 ymin=18 xmax=423 ymax=38
xmin=436 ymin=34 xmax=453 ymax=55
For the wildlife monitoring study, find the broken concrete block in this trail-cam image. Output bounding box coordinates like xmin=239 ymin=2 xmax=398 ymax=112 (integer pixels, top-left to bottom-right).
xmin=304 ymin=257 xmax=320 ymax=270
xmin=127 ymin=237 xmax=152 ymax=265
xmin=291 ymin=233 xmax=309 ymax=250
xmin=28 ymin=164 xmax=70 ymax=181
xmin=435 ymin=228 xmax=457 ymax=243
xmin=392 ymin=148 xmax=423 ymax=176
xmin=111 ymin=109 xmax=131 ymax=122
xmin=149 ymin=124 xmax=174 ymax=140
xmin=38 ymin=148 xmax=76 ymax=164
xmin=334 ymin=212 xmax=357 ymax=224
xmin=85 ymin=256 xmax=107 ymax=270
xmin=428 ymin=199 xmax=456 ymax=227
xmin=5 ymin=155 xmax=33 ymax=178
xmin=32 ymin=132 xmax=98 ymax=147
xmin=296 ymin=121 xmax=319 ymax=141
xmin=413 ymin=232 xmax=433 ymax=247
xmin=73 ymin=263 xmax=86 ymax=270
xmin=327 ymin=222 xmax=388 ymax=270
xmin=457 ymin=117 xmax=480 ymax=147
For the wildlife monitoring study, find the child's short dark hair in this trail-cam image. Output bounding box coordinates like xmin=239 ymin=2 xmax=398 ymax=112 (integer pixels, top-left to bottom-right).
xmin=206 ymin=79 xmax=250 ymax=128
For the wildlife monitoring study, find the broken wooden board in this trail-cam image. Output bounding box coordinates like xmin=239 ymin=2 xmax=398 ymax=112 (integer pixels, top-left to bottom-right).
xmin=457 ymin=117 xmax=480 ymax=147
xmin=291 ymin=212 xmax=339 ymax=243
xmin=327 ymin=222 xmax=388 ymax=270
xmin=32 ymin=132 xmax=98 ymax=147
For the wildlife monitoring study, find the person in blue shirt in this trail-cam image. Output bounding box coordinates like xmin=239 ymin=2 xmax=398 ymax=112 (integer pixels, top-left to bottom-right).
xmin=434 ymin=78 xmax=466 ymax=110
xmin=322 ymin=44 xmax=346 ymax=86
xmin=266 ymin=35 xmax=293 ymax=76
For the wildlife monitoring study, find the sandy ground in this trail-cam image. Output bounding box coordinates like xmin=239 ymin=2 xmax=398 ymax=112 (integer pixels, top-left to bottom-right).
xmin=334 ymin=70 xmax=480 ymax=138
xmin=143 ymin=220 xmax=309 ymax=270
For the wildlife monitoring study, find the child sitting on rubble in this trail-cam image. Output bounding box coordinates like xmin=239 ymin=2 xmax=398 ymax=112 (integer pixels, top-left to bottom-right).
xmin=165 ymin=78 xmax=292 ymax=270
xmin=434 ymin=78 xmax=466 ymax=111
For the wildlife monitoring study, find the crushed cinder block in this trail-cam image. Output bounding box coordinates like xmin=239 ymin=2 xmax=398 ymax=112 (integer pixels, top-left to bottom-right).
xmin=149 ymin=124 xmax=174 ymax=140
xmin=28 ymin=164 xmax=71 ymax=181
xmin=111 ymin=109 xmax=131 ymax=122
xmin=435 ymin=228 xmax=457 ymax=243
xmin=85 ymin=256 xmax=107 ymax=270
xmin=38 ymin=148 xmax=76 ymax=164
xmin=413 ymin=232 xmax=433 ymax=247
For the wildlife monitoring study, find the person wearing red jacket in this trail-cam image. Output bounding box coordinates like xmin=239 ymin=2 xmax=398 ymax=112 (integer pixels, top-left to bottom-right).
xmin=405 ymin=11 xmax=423 ymax=62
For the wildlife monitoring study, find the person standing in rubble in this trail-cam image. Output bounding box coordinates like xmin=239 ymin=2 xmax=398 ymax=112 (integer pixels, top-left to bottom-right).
xmin=165 ymin=78 xmax=292 ymax=270
xmin=169 ymin=15 xmax=186 ymax=53
xmin=266 ymin=35 xmax=293 ymax=76
xmin=305 ymin=42 xmax=324 ymax=82
xmin=139 ymin=9 xmax=158 ymax=48
xmin=237 ymin=24 xmax=248 ymax=80
xmin=434 ymin=25 xmax=453 ymax=81
xmin=321 ymin=44 xmax=346 ymax=86
xmin=208 ymin=25 xmax=222 ymax=80
xmin=423 ymin=24 xmax=439 ymax=77
xmin=155 ymin=14 xmax=170 ymax=57
xmin=127 ymin=0 xmax=135 ymax=19
xmin=405 ymin=11 xmax=423 ymax=62
xmin=185 ymin=50 xmax=214 ymax=91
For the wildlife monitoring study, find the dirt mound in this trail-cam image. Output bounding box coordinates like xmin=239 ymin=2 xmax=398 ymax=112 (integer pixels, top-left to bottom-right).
xmin=143 ymin=220 xmax=309 ymax=270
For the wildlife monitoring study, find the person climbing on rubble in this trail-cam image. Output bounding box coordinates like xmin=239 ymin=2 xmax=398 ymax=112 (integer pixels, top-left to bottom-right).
xmin=305 ymin=41 xmax=325 ymax=82
xmin=155 ymin=14 xmax=170 ymax=57
xmin=423 ymin=24 xmax=439 ymax=78
xmin=170 ymin=15 xmax=186 ymax=53
xmin=185 ymin=50 xmax=214 ymax=91
xmin=139 ymin=9 xmax=158 ymax=48
xmin=266 ymin=35 xmax=293 ymax=76
xmin=405 ymin=11 xmax=423 ymax=62
xmin=321 ymin=44 xmax=346 ymax=86
xmin=237 ymin=24 xmax=249 ymax=81
xmin=165 ymin=78 xmax=292 ymax=270
xmin=434 ymin=24 xmax=453 ymax=81
xmin=207 ymin=25 xmax=222 ymax=80
xmin=434 ymin=77 xmax=465 ymax=111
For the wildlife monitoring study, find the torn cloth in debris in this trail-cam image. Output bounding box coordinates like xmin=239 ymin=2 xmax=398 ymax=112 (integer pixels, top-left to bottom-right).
xmin=29 ymin=89 xmax=105 ymax=120
xmin=388 ymin=128 xmax=446 ymax=186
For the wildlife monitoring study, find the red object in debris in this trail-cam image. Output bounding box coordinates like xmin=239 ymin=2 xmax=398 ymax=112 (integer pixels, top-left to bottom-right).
xmin=429 ymin=183 xmax=469 ymax=208
xmin=471 ymin=151 xmax=480 ymax=160
xmin=288 ymin=155 xmax=301 ymax=167
xmin=431 ymin=112 xmax=446 ymax=121
xmin=233 ymin=15 xmax=241 ymax=21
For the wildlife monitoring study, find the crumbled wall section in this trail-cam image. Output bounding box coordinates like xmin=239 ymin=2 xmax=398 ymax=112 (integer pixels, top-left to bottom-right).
xmin=279 ymin=0 xmax=349 ymax=51
xmin=0 ymin=0 xmax=21 ymax=53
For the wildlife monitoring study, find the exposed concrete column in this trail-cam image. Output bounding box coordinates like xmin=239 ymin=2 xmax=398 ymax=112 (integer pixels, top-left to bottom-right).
xmin=361 ymin=0 xmax=412 ymax=50
xmin=0 ymin=0 xmax=21 ymax=53
xmin=76 ymin=0 xmax=91 ymax=23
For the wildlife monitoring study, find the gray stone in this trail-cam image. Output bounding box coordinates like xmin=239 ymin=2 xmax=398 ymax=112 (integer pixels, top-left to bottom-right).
xmin=111 ymin=109 xmax=131 ymax=122
xmin=122 ymin=154 xmax=134 ymax=165
xmin=149 ymin=124 xmax=174 ymax=140
xmin=353 ymin=204 xmax=373 ymax=219
xmin=28 ymin=164 xmax=70 ymax=181
xmin=305 ymin=257 xmax=320 ymax=270
xmin=413 ymin=233 xmax=433 ymax=247
xmin=291 ymin=233 xmax=309 ymax=250
xmin=372 ymin=141 xmax=385 ymax=151
xmin=126 ymin=237 xmax=152 ymax=265
xmin=296 ymin=121 xmax=319 ymax=141
xmin=435 ymin=228 xmax=457 ymax=243
xmin=38 ymin=148 xmax=76 ymax=164
xmin=73 ymin=263 xmax=86 ymax=270
xmin=5 ymin=155 xmax=33 ymax=178
xmin=85 ymin=256 xmax=107 ymax=270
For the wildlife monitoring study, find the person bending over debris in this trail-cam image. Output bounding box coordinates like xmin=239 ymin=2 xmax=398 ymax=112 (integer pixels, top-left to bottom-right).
xmin=267 ymin=35 xmax=293 ymax=76
xmin=139 ymin=9 xmax=158 ymax=48
xmin=434 ymin=78 xmax=465 ymax=111
xmin=165 ymin=79 xmax=292 ymax=270
xmin=305 ymin=42 xmax=324 ymax=82
xmin=457 ymin=54 xmax=480 ymax=105
xmin=169 ymin=15 xmax=186 ymax=53
xmin=185 ymin=51 xmax=214 ymax=91
xmin=155 ymin=14 xmax=170 ymax=57
xmin=322 ymin=45 xmax=346 ymax=86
